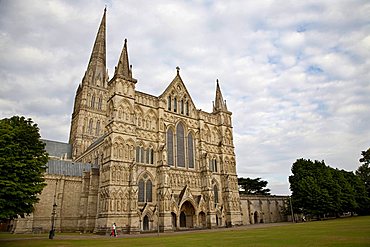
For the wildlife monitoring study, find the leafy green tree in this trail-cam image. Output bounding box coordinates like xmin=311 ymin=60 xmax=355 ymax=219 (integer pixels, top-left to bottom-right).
xmin=0 ymin=116 xmax=48 ymax=219
xmin=356 ymin=148 xmax=370 ymax=197
xmin=238 ymin=177 xmax=270 ymax=195
xmin=290 ymin=158 xmax=370 ymax=218
xmin=355 ymin=148 xmax=370 ymax=214
xmin=289 ymin=159 xmax=332 ymax=217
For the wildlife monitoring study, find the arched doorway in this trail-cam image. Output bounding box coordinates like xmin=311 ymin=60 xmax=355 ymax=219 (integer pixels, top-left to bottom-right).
xmin=180 ymin=212 xmax=186 ymax=227
xmin=254 ymin=211 xmax=259 ymax=224
xmin=199 ymin=211 xmax=206 ymax=228
xmin=180 ymin=201 xmax=195 ymax=228
xmin=171 ymin=212 xmax=177 ymax=229
xmin=143 ymin=215 xmax=149 ymax=231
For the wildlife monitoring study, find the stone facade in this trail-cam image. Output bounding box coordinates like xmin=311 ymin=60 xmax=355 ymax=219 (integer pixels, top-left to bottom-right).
xmin=13 ymin=9 xmax=287 ymax=234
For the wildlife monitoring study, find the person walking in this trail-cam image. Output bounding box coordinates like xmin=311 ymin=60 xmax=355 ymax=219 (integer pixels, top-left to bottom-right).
xmin=110 ymin=223 xmax=117 ymax=237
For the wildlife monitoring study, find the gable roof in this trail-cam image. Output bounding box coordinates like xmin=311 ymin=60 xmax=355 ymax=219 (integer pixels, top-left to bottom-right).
xmin=159 ymin=67 xmax=197 ymax=110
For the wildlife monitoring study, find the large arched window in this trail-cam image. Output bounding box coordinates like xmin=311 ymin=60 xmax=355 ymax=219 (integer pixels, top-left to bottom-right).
xmin=176 ymin=123 xmax=185 ymax=167
xmin=167 ymin=129 xmax=174 ymax=166
xmin=146 ymin=180 xmax=152 ymax=202
xmin=138 ymin=179 xmax=145 ymax=202
xmin=188 ymin=133 xmax=194 ymax=168
xmin=138 ymin=178 xmax=152 ymax=203
xmin=214 ymin=185 xmax=219 ymax=204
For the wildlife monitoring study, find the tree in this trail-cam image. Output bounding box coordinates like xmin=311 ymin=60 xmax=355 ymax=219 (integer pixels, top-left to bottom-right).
xmin=238 ymin=177 xmax=270 ymax=195
xmin=355 ymin=148 xmax=370 ymax=214
xmin=289 ymin=158 xmax=369 ymax=218
xmin=0 ymin=116 xmax=48 ymax=219
xmin=356 ymin=148 xmax=370 ymax=196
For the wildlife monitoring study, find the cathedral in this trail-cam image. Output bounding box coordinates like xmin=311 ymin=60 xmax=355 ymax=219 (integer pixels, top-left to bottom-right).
xmin=13 ymin=9 xmax=287 ymax=234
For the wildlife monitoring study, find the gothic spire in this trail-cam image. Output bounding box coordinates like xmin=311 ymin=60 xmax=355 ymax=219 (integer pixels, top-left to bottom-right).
xmin=213 ymin=79 xmax=228 ymax=112
xmin=114 ymin=38 xmax=132 ymax=78
xmin=83 ymin=8 xmax=107 ymax=85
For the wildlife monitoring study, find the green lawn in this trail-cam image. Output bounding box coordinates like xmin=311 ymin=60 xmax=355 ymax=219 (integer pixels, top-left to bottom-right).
xmin=1 ymin=216 xmax=369 ymax=247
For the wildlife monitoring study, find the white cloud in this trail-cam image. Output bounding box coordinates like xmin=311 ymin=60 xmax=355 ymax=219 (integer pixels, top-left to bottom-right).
xmin=1 ymin=0 xmax=369 ymax=195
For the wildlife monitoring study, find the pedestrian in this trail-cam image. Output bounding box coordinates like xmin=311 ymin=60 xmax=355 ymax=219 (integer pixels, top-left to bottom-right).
xmin=110 ymin=223 xmax=116 ymax=237
xmin=113 ymin=223 xmax=117 ymax=237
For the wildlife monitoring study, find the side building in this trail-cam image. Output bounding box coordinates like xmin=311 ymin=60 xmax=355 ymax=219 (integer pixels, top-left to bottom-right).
xmin=13 ymin=9 xmax=287 ymax=234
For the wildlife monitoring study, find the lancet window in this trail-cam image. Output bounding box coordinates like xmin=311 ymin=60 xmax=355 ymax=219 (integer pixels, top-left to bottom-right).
xmin=167 ymin=129 xmax=174 ymax=166
xmin=187 ymin=133 xmax=194 ymax=168
xmin=138 ymin=178 xmax=152 ymax=202
xmin=167 ymin=123 xmax=196 ymax=169
xmin=210 ymin=158 xmax=218 ymax=172
xmin=136 ymin=146 xmax=155 ymax=165
xmin=214 ymin=185 xmax=219 ymax=204
xmin=176 ymin=123 xmax=185 ymax=167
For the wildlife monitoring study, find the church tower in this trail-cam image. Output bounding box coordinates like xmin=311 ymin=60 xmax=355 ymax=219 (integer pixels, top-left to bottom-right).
xmin=94 ymin=39 xmax=140 ymax=233
xmin=69 ymin=8 xmax=108 ymax=159
xmin=213 ymin=80 xmax=242 ymax=226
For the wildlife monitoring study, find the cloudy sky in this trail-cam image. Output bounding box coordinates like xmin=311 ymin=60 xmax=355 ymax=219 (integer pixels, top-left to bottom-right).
xmin=1 ymin=0 xmax=369 ymax=194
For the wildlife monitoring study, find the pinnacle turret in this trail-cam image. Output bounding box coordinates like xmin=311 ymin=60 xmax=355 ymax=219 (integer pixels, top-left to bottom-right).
xmin=114 ymin=39 xmax=133 ymax=79
xmin=213 ymin=79 xmax=228 ymax=112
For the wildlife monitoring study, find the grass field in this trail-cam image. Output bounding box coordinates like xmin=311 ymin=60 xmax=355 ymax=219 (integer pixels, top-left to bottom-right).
xmin=1 ymin=216 xmax=369 ymax=247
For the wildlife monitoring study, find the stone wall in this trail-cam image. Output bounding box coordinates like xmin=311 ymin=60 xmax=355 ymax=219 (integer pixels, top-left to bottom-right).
xmin=240 ymin=194 xmax=287 ymax=225
xmin=14 ymin=174 xmax=83 ymax=233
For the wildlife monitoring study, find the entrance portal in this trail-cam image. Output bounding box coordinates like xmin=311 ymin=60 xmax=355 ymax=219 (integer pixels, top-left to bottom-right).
xmin=171 ymin=212 xmax=177 ymax=229
xmin=199 ymin=211 xmax=206 ymax=228
xmin=143 ymin=215 xmax=149 ymax=231
xmin=179 ymin=201 xmax=195 ymax=228
xmin=254 ymin=211 xmax=259 ymax=224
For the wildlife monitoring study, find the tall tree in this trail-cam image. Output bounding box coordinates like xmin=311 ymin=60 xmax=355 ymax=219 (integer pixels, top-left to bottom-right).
xmin=290 ymin=158 xmax=369 ymax=218
xmin=356 ymin=148 xmax=370 ymax=196
xmin=0 ymin=116 xmax=48 ymax=219
xmin=355 ymin=148 xmax=370 ymax=214
xmin=238 ymin=177 xmax=270 ymax=195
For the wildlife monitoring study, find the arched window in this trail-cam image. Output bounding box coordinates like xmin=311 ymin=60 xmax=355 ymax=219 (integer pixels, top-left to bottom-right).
xmin=136 ymin=146 xmax=140 ymax=162
xmin=96 ymin=121 xmax=100 ymax=136
xmin=176 ymin=123 xmax=185 ymax=167
xmin=88 ymin=119 xmax=93 ymax=134
xmin=188 ymin=133 xmax=194 ymax=168
xmin=180 ymin=99 xmax=184 ymax=114
xmin=214 ymin=185 xmax=219 ymax=204
xmin=138 ymin=178 xmax=152 ymax=202
xmin=185 ymin=101 xmax=189 ymax=116
xmin=167 ymin=129 xmax=174 ymax=166
xmin=148 ymin=148 xmax=154 ymax=165
xmin=91 ymin=95 xmax=95 ymax=108
xmin=136 ymin=146 xmax=146 ymax=163
xmin=168 ymin=96 xmax=172 ymax=111
xmin=98 ymin=97 xmax=102 ymax=110
xmin=140 ymin=147 xmax=145 ymax=163
xmin=209 ymin=158 xmax=217 ymax=172
xmin=146 ymin=180 xmax=152 ymax=202
xmin=138 ymin=179 xmax=145 ymax=202
xmin=174 ymin=97 xmax=177 ymax=112
xmin=146 ymin=148 xmax=150 ymax=164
